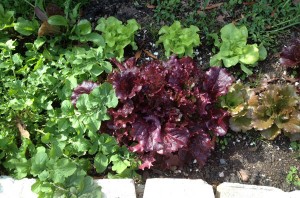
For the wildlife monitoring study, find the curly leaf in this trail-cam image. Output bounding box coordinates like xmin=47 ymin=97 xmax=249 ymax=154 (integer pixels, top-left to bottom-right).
xmin=229 ymin=116 xmax=252 ymax=132
xmin=203 ymin=67 xmax=234 ymax=100
xmin=260 ymin=125 xmax=281 ymax=140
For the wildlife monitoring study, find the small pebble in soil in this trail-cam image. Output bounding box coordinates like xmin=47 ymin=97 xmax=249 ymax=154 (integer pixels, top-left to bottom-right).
xmin=219 ymin=172 xmax=225 ymax=178
xmin=193 ymin=159 xmax=197 ymax=164
xmin=220 ymin=158 xmax=226 ymax=165
xmin=238 ymin=169 xmax=250 ymax=182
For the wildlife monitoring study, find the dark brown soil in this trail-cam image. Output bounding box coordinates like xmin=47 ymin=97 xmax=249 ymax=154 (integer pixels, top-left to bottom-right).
xmin=143 ymin=133 xmax=299 ymax=192
xmin=83 ymin=0 xmax=300 ymax=192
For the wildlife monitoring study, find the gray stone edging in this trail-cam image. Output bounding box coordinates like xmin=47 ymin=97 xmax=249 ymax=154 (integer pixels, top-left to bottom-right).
xmin=1 ymin=176 xmax=300 ymax=198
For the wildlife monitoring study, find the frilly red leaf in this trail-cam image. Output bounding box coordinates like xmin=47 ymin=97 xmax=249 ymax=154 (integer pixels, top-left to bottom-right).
xmin=104 ymin=56 xmax=233 ymax=169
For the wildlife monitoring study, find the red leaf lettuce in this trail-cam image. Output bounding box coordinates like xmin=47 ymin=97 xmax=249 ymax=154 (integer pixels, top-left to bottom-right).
xmin=103 ymin=56 xmax=234 ymax=169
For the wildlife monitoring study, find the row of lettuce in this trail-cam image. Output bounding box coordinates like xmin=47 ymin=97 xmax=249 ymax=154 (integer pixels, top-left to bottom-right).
xmin=1 ymin=2 xmax=300 ymax=197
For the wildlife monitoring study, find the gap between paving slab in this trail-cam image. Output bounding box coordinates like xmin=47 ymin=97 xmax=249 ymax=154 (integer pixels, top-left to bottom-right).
xmin=1 ymin=176 xmax=300 ymax=198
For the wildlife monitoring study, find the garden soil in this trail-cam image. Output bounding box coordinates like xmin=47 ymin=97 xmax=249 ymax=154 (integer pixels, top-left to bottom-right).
xmin=82 ymin=0 xmax=300 ymax=192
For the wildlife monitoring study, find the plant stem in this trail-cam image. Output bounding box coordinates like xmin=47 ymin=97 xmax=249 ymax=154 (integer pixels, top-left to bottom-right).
xmin=271 ymin=15 xmax=300 ymax=28
xmin=23 ymin=0 xmax=35 ymax=8
xmin=267 ymin=22 xmax=300 ymax=33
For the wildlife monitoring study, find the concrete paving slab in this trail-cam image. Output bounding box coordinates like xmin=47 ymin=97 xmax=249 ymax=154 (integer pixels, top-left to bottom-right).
xmin=1 ymin=176 xmax=136 ymax=198
xmin=95 ymin=179 xmax=136 ymax=198
xmin=0 ymin=176 xmax=37 ymax=198
xmin=143 ymin=178 xmax=214 ymax=198
xmin=216 ymin=182 xmax=298 ymax=198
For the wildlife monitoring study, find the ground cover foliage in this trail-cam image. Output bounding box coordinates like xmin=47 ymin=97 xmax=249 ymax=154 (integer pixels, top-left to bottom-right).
xmin=1 ymin=0 xmax=300 ymax=196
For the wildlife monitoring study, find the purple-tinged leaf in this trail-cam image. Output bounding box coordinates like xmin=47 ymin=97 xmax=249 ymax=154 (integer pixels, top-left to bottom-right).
xmin=159 ymin=123 xmax=190 ymax=154
xmin=190 ymin=133 xmax=214 ymax=167
xmin=203 ymin=67 xmax=234 ymax=100
xmin=206 ymin=109 xmax=230 ymax=136
xmin=71 ymin=81 xmax=99 ymax=106
xmin=139 ymin=153 xmax=156 ymax=170
xmin=34 ymin=6 xmax=48 ymax=22
xmin=130 ymin=115 xmax=163 ymax=153
xmin=280 ymin=38 xmax=300 ymax=67
xmin=105 ymin=56 xmax=233 ymax=169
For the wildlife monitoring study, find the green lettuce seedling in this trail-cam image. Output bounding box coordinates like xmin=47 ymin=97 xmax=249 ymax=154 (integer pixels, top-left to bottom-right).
xmin=210 ymin=23 xmax=267 ymax=75
xmin=156 ymin=21 xmax=200 ymax=58
xmin=95 ymin=16 xmax=141 ymax=59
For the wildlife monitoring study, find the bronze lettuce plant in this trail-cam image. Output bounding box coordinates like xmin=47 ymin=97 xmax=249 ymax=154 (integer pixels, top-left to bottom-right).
xmin=220 ymin=82 xmax=253 ymax=133
xmin=222 ymin=83 xmax=300 ymax=141
xmin=250 ymin=84 xmax=300 ymax=140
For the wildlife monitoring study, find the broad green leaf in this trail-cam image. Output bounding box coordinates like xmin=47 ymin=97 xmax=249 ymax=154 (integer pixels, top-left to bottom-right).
xmin=239 ymin=44 xmax=259 ymax=65
xmin=258 ymin=44 xmax=267 ymax=61
xmin=78 ymin=177 xmax=102 ymax=198
xmin=58 ymin=118 xmax=70 ymax=131
xmin=76 ymin=94 xmax=90 ymax=111
xmin=83 ymin=32 xmax=105 ymax=46
xmin=90 ymin=65 xmax=104 ymax=77
xmin=223 ymin=56 xmax=239 ymax=67
xmin=38 ymin=170 xmax=50 ymax=181
xmin=85 ymin=113 xmax=101 ymax=132
xmin=14 ymin=18 xmax=39 ymax=36
xmin=30 ymin=147 xmax=48 ymax=176
xmin=48 ymin=15 xmax=68 ymax=27
xmin=51 ymin=158 xmax=77 ymax=183
xmin=240 ymin=64 xmax=253 ymax=75
xmin=76 ymin=19 xmax=92 ymax=35
xmin=31 ymin=180 xmax=42 ymax=193
xmin=61 ymin=100 xmax=74 ymax=115
xmin=111 ymin=158 xmax=130 ymax=174
xmin=94 ymin=153 xmax=108 ymax=173
xmin=34 ymin=37 xmax=46 ymax=49
xmin=41 ymin=133 xmax=51 ymax=144
xmin=12 ymin=53 xmax=23 ymax=65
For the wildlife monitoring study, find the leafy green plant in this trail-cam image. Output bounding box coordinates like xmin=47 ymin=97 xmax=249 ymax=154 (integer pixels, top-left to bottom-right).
xmin=210 ymin=23 xmax=267 ymax=75
xmin=223 ymin=0 xmax=300 ymax=50
xmin=0 ymin=4 xmax=14 ymax=30
xmin=156 ymin=21 xmax=200 ymax=58
xmin=290 ymin=141 xmax=300 ymax=159
xmin=286 ymin=166 xmax=300 ymax=189
xmin=216 ymin=133 xmax=233 ymax=151
xmin=95 ymin=16 xmax=141 ymax=59
xmin=221 ymin=82 xmax=300 ymax=141
xmin=0 ymin=4 xmax=140 ymax=197
xmin=151 ymin=0 xmax=181 ymax=23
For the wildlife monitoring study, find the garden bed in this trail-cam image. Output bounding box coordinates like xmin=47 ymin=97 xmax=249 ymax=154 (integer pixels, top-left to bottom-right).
xmin=1 ymin=0 xmax=300 ymax=197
